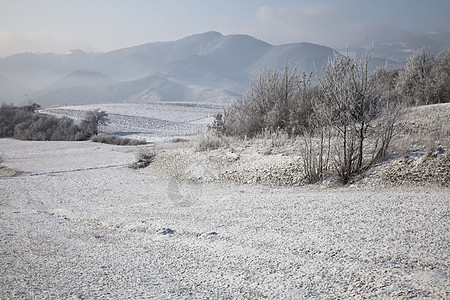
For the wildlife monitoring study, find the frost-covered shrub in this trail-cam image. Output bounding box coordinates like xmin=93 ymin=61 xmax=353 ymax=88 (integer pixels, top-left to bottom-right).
xmin=395 ymin=47 xmax=450 ymax=106
xmin=1 ymin=104 xmax=88 ymax=141
xmin=13 ymin=115 xmax=83 ymax=141
xmin=210 ymin=47 xmax=403 ymax=184
xmin=0 ymin=104 xmax=35 ymax=137
xmin=90 ymin=134 xmax=146 ymax=146
xmin=129 ymin=147 xmax=156 ymax=169
xmin=222 ymin=66 xmax=311 ymax=137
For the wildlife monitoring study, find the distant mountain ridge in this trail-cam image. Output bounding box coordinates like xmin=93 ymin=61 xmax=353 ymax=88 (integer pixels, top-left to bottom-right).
xmin=0 ymin=31 xmax=404 ymax=107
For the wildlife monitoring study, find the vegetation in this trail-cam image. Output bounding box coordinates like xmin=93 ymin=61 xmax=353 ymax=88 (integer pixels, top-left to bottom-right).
xmin=209 ymin=46 xmax=449 ymax=184
xmin=1 ymin=104 xmax=87 ymax=141
xmin=91 ymin=134 xmax=146 ymax=146
xmin=396 ymin=48 xmax=450 ymax=106
xmin=80 ymin=109 xmax=110 ymax=136
xmin=0 ymin=104 xmax=146 ymax=146
xmin=129 ymin=147 xmax=156 ymax=169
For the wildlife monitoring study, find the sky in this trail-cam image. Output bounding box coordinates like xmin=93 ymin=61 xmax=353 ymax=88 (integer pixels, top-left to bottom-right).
xmin=0 ymin=0 xmax=449 ymax=57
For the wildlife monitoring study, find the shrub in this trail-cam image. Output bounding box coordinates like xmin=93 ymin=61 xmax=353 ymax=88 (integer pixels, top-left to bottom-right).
xmin=1 ymin=104 xmax=94 ymax=141
xmin=0 ymin=104 xmax=35 ymax=137
xmin=207 ymin=113 xmax=226 ymax=136
xmin=13 ymin=114 xmax=84 ymax=141
xmin=90 ymin=134 xmax=146 ymax=146
xmin=222 ymin=66 xmax=311 ymax=137
xmin=129 ymin=147 xmax=156 ymax=169
xmin=208 ymin=46 xmax=405 ymax=184
xmin=395 ymin=47 xmax=450 ymax=106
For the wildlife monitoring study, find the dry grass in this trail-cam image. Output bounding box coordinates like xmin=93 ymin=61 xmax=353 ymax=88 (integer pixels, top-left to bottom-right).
xmin=256 ymin=128 xmax=290 ymax=148
xmin=192 ymin=133 xmax=233 ymax=152
xmin=128 ymin=147 xmax=156 ymax=169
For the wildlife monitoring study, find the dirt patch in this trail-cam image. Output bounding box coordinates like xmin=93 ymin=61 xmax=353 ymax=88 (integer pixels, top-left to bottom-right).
xmin=0 ymin=164 xmax=23 ymax=177
xmin=382 ymin=147 xmax=450 ymax=187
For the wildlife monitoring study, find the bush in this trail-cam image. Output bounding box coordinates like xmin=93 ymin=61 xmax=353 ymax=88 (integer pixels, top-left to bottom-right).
xmin=129 ymin=147 xmax=156 ymax=169
xmin=395 ymin=47 xmax=450 ymax=106
xmin=91 ymin=134 xmax=146 ymax=146
xmin=1 ymin=104 xmax=94 ymax=141
xmin=209 ymin=47 xmax=404 ymax=184
xmin=13 ymin=114 xmax=84 ymax=141
xmin=221 ymin=66 xmax=312 ymax=137
xmin=0 ymin=104 xmax=35 ymax=137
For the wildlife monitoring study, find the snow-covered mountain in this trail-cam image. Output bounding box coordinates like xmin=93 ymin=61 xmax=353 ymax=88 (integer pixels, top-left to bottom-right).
xmin=0 ymin=31 xmax=427 ymax=107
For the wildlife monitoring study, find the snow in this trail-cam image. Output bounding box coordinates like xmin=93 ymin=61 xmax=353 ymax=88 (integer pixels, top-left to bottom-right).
xmin=1 ymin=103 xmax=449 ymax=298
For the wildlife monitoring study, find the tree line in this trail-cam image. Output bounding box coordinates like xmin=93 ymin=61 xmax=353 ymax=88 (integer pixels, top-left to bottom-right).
xmin=209 ymin=47 xmax=449 ymax=183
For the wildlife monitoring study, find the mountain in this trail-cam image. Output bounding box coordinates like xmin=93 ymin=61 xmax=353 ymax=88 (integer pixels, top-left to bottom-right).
xmin=346 ymin=31 xmax=450 ymax=63
xmin=0 ymin=31 xmax=420 ymax=107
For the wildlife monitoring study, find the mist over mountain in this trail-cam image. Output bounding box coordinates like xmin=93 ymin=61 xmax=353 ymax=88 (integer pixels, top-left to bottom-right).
xmin=0 ymin=31 xmax=433 ymax=107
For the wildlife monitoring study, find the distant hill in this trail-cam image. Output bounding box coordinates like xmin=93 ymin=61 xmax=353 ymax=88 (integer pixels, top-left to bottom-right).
xmin=0 ymin=32 xmax=408 ymax=107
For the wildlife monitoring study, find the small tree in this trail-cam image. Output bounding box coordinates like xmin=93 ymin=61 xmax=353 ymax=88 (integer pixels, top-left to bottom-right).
xmin=222 ymin=65 xmax=302 ymax=137
xmin=81 ymin=109 xmax=109 ymax=136
xmin=396 ymin=48 xmax=435 ymax=106
xmin=430 ymin=48 xmax=450 ymax=104
xmin=207 ymin=113 xmax=226 ymax=136
xmin=316 ymin=47 xmax=395 ymax=183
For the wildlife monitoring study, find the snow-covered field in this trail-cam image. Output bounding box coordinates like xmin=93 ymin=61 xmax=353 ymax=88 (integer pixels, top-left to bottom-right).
xmin=41 ymin=102 xmax=223 ymax=143
xmin=1 ymin=103 xmax=449 ymax=298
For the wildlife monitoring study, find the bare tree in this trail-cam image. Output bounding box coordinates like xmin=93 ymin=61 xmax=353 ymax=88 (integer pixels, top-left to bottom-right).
xmin=81 ymin=109 xmax=109 ymax=136
xmin=316 ymin=48 xmax=394 ymax=183
xmin=222 ymin=65 xmax=303 ymax=137
xmin=396 ymin=48 xmax=435 ymax=106
xmin=430 ymin=47 xmax=450 ymax=104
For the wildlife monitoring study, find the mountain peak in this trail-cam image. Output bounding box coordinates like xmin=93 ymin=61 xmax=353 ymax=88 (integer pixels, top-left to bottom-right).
xmin=177 ymin=31 xmax=224 ymax=44
xmin=186 ymin=31 xmax=224 ymax=39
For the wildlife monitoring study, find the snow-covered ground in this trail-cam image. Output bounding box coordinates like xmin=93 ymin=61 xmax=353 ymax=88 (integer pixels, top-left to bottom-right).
xmin=1 ymin=102 xmax=449 ymax=298
xmin=1 ymin=140 xmax=449 ymax=298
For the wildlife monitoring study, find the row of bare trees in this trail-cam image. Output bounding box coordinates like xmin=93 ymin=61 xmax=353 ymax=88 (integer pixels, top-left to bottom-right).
xmin=213 ymin=47 xmax=410 ymax=183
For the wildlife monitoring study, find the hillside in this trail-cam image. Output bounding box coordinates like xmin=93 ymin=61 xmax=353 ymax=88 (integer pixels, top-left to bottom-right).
xmin=147 ymin=103 xmax=450 ymax=188
xmin=38 ymin=101 xmax=449 ymax=187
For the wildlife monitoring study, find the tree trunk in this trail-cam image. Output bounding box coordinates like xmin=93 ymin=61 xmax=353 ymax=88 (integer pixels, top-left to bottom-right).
xmin=357 ymin=121 xmax=365 ymax=172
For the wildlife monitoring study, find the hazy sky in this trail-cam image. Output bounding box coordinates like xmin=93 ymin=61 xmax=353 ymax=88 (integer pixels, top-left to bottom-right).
xmin=0 ymin=0 xmax=449 ymax=57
